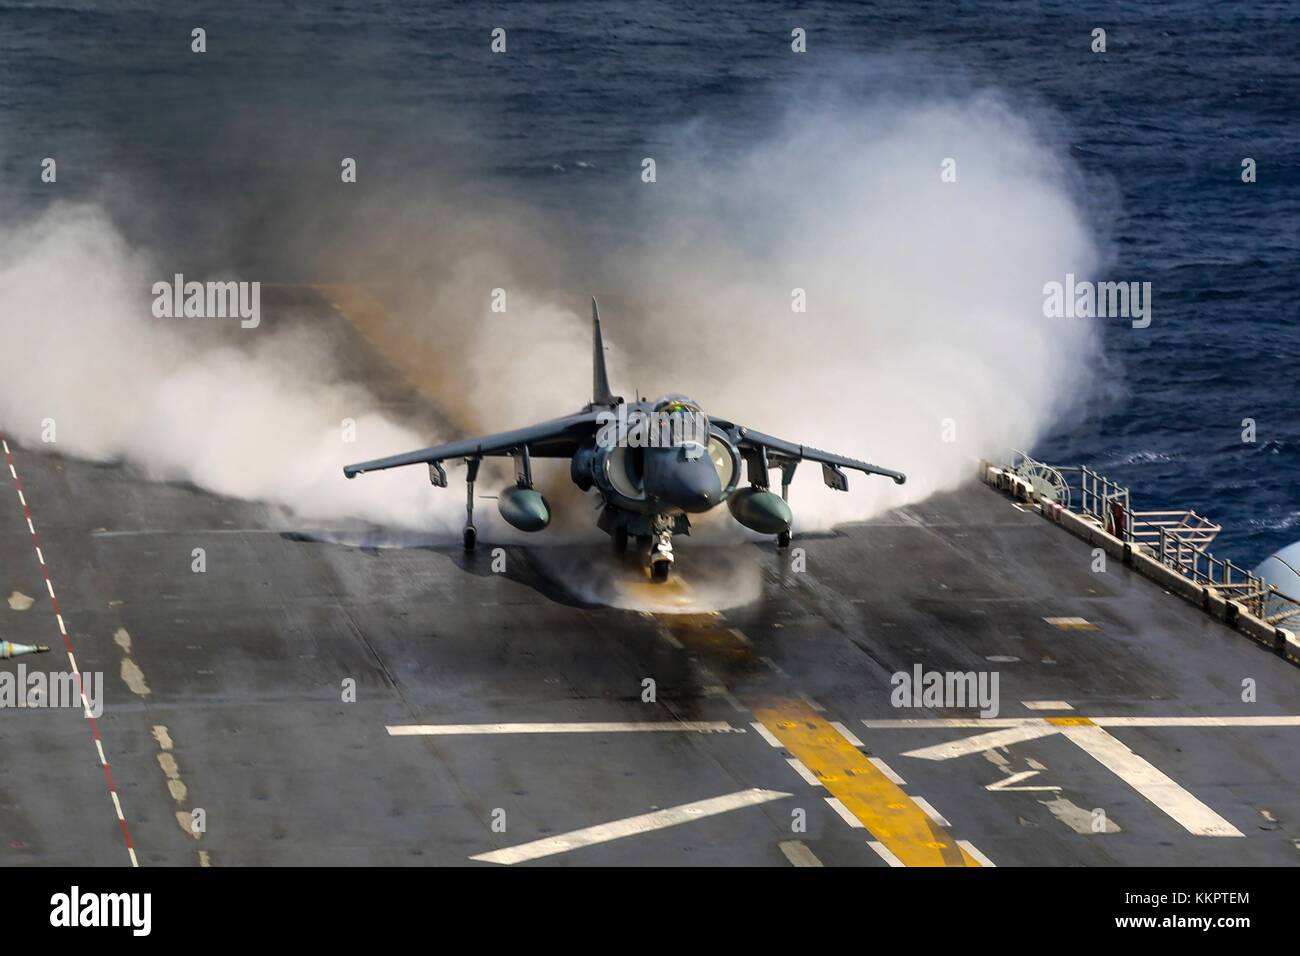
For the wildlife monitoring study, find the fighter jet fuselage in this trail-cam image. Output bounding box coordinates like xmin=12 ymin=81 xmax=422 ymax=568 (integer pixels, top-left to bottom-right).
xmin=344 ymin=299 xmax=905 ymax=581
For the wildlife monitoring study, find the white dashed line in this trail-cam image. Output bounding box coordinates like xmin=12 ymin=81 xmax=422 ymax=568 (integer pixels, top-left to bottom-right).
xmin=798 ymin=693 xmax=826 ymax=713
xmin=825 ymin=797 xmax=865 ymax=828
xmin=867 ymin=841 xmax=906 ymax=867
xmin=911 ymin=796 xmax=951 ymax=827
xmin=387 ymin=721 xmax=741 ymax=736
xmin=785 ymin=758 xmax=823 ymax=787
xmin=751 ymin=722 xmax=784 ymax=749
xmin=957 ymin=841 xmax=996 ymax=867
xmin=866 ymin=757 xmax=906 ymax=785
xmin=3 ymin=435 xmax=138 ymax=866
xmin=830 ymin=720 xmax=865 ymax=747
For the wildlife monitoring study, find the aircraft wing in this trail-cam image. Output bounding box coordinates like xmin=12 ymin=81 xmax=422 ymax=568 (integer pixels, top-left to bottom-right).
xmin=715 ymin=420 xmax=907 ymax=490
xmin=343 ymin=411 xmax=601 ymax=479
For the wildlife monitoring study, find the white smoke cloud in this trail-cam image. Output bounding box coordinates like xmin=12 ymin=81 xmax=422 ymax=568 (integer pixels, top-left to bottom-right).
xmin=0 ymin=82 xmax=1102 ymax=543
xmin=612 ymin=90 xmax=1102 ymax=529
xmin=0 ymin=204 xmax=459 ymax=531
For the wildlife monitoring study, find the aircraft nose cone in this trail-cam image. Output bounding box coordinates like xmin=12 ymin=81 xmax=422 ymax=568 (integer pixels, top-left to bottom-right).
xmin=672 ymin=459 xmax=722 ymax=514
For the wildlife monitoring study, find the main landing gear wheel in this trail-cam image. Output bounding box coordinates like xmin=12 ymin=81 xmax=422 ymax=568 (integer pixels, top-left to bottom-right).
xmin=463 ymin=525 xmax=477 ymax=551
xmin=613 ymin=526 xmax=628 ymax=553
xmin=650 ymin=557 xmax=672 ymax=582
xmin=777 ymin=530 xmax=791 ymax=549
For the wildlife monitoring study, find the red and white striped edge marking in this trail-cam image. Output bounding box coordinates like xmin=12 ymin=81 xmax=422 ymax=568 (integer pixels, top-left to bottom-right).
xmin=1 ymin=436 xmax=138 ymax=866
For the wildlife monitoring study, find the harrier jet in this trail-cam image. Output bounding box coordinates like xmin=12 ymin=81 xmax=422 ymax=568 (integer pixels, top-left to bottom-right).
xmin=343 ymin=299 xmax=906 ymax=581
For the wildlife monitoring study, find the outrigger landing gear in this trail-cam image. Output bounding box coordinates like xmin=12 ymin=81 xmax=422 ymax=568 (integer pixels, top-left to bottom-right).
xmin=776 ymin=462 xmax=795 ymax=550
xmin=463 ymin=457 xmax=481 ymax=551
xmin=648 ymin=513 xmax=675 ymax=582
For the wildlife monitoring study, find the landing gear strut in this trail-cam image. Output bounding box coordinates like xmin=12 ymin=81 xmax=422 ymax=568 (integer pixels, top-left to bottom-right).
xmin=648 ymin=513 xmax=675 ymax=582
xmin=777 ymin=530 xmax=791 ymax=549
xmin=463 ymin=458 xmax=481 ymax=551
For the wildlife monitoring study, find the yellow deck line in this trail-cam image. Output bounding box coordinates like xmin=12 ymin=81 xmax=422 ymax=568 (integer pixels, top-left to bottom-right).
xmin=751 ymin=698 xmax=981 ymax=867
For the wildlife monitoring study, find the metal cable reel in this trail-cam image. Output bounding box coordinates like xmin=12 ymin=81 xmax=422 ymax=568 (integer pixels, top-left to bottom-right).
xmin=1010 ymin=450 xmax=1071 ymax=509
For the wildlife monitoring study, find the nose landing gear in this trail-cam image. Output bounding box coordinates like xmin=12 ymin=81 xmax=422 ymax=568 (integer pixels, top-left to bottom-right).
xmin=648 ymin=513 xmax=675 ymax=582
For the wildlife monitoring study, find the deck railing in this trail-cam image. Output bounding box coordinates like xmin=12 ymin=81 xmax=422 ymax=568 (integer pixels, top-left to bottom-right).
xmin=1006 ymin=451 xmax=1299 ymax=626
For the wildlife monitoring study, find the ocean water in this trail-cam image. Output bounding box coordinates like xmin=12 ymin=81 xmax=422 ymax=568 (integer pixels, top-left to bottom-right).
xmin=1 ymin=0 xmax=1297 ymax=563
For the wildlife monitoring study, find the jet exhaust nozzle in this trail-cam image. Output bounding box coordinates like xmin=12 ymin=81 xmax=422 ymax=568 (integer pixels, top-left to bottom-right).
xmin=498 ymin=486 xmax=551 ymax=532
xmin=727 ymin=487 xmax=793 ymax=535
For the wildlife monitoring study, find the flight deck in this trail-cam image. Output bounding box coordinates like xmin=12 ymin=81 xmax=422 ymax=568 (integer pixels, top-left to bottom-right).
xmin=1 ymin=291 xmax=1297 ymax=868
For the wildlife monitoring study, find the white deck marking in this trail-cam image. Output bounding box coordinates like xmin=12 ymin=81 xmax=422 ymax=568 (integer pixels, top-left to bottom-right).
xmin=387 ymin=721 xmax=740 ymax=736
xmin=863 ymin=717 xmax=1034 ymax=728
xmin=751 ymin=722 xmax=784 ymax=748
xmin=1058 ymin=725 xmax=1244 ymax=837
xmin=1043 ymin=616 xmax=1098 ymax=630
xmin=986 ymin=770 xmax=1060 ymax=792
xmin=867 ymin=715 xmax=1300 ymax=730
xmin=957 ymin=840 xmax=996 ymax=867
xmin=1090 ymin=715 xmax=1300 ymax=728
xmin=867 ymin=841 xmax=905 ymax=867
xmin=778 ymin=840 xmax=824 ymax=867
xmin=903 ymin=723 xmax=1061 ymax=760
xmin=866 ymin=757 xmax=906 ymax=785
xmin=865 ymin=713 xmax=1299 ymax=838
xmin=798 ymin=692 xmax=827 ymax=713
xmin=911 ymin=796 xmax=950 ymax=827
xmin=786 ymin=758 xmax=823 ymax=787
xmin=469 ymin=788 xmax=790 ymax=864
xmin=825 ymin=797 xmax=865 ymax=828
xmin=829 ymin=720 xmax=865 ymax=747
xmin=1023 ymin=700 xmax=1073 ymax=711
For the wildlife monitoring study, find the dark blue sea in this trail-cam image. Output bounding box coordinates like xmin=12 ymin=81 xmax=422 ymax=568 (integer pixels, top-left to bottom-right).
xmin=1 ymin=1 xmax=1297 ymax=563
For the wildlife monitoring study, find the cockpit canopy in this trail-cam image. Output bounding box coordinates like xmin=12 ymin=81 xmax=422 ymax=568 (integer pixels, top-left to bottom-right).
xmin=652 ymin=394 xmax=708 ymax=448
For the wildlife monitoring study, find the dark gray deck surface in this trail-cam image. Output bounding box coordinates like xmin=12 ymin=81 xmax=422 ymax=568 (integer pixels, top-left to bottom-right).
xmin=2 ymin=292 xmax=1297 ymax=868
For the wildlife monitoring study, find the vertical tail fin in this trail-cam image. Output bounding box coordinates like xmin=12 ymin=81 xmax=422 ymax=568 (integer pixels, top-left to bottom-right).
xmin=591 ymin=296 xmax=618 ymax=405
